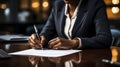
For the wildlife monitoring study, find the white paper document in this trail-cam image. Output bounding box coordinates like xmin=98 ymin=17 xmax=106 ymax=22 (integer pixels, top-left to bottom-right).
xmin=9 ymin=49 xmax=81 ymax=57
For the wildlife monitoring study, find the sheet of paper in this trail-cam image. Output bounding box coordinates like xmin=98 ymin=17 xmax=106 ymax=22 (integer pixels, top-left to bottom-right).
xmin=9 ymin=49 xmax=81 ymax=57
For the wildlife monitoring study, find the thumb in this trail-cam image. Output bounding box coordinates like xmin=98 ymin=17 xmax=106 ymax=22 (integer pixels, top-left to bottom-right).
xmin=40 ymin=36 xmax=46 ymax=45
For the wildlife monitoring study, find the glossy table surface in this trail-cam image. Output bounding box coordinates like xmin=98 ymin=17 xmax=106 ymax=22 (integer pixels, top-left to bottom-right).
xmin=0 ymin=43 xmax=120 ymax=67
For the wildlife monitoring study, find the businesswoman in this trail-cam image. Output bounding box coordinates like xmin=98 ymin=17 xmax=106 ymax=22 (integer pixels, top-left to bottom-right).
xmin=28 ymin=0 xmax=112 ymax=49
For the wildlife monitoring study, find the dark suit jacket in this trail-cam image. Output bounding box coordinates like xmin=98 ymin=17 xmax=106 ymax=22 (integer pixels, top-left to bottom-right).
xmin=40 ymin=0 xmax=112 ymax=49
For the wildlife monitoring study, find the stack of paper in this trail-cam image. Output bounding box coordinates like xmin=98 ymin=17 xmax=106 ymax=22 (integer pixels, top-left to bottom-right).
xmin=0 ymin=34 xmax=29 ymax=42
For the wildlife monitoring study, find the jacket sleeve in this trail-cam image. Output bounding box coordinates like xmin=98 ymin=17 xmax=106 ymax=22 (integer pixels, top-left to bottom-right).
xmin=81 ymin=0 xmax=112 ymax=49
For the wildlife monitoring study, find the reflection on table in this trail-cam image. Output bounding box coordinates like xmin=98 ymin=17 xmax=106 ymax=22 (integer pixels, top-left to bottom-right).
xmin=0 ymin=43 xmax=120 ymax=67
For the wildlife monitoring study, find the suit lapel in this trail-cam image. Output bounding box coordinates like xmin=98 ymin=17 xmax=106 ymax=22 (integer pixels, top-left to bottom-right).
xmin=57 ymin=0 xmax=88 ymax=38
xmin=72 ymin=1 xmax=88 ymax=38
xmin=58 ymin=6 xmax=67 ymax=38
xmin=60 ymin=14 xmax=66 ymax=38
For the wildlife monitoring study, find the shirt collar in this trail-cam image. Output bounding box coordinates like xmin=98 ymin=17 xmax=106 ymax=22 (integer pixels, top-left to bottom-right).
xmin=64 ymin=0 xmax=83 ymax=19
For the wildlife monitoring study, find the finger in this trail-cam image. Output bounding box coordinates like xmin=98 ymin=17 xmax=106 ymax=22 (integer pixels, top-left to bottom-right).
xmin=29 ymin=37 xmax=36 ymax=44
xmin=31 ymin=34 xmax=38 ymax=39
xmin=28 ymin=34 xmax=39 ymax=45
xmin=48 ymin=37 xmax=62 ymax=48
xmin=52 ymin=42 xmax=61 ymax=49
xmin=28 ymin=40 xmax=40 ymax=49
xmin=32 ymin=34 xmax=43 ymax=47
xmin=40 ymin=36 xmax=46 ymax=45
xmin=28 ymin=36 xmax=41 ymax=49
xmin=53 ymin=43 xmax=70 ymax=50
xmin=31 ymin=34 xmax=40 ymax=44
xmin=28 ymin=37 xmax=36 ymax=47
xmin=48 ymin=38 xmax=57 ymax=44
xmin=49 ymin=38 xmax=60 ymax=48
xmin=28 ymin=40 xmax=34 ymax=47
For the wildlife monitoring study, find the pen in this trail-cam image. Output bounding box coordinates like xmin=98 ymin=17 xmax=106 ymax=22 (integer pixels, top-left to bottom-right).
xmin=33 ymin=25 xmax=43 ymax=49
xmin=102 ymin=59 xmax=120 ymax=66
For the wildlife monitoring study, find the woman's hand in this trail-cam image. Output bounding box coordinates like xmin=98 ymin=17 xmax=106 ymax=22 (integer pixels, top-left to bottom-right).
xmin=28 ymin=34 xmax=46 ymax=49
xmin=48 ymin=37 xmax=79 ymax=49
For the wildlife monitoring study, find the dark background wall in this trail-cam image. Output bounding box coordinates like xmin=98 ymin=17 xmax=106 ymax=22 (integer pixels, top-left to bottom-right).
xmin=0 ymin=0 xmax=120 ymax=35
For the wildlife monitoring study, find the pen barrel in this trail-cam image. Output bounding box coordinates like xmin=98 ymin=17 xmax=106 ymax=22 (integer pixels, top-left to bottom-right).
xmin=33 ymin=25 xmax=41 ymax=40
xmin=36 ymin=33 xmax=40 ymax=40
xmin=102 ymin=59 xmax=120 ymax=66
xmin=33 ymin=25 xmax=43 ymax=49
xmin=113 ymin=62 xmax=120 ymax=66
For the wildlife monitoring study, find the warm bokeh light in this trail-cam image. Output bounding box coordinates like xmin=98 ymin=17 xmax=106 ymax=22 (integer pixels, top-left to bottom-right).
xmin=32 ymin=2 xmax=39 ymax=8
xmin=42 ymin=1 xmax=49 ymax=8
xmin=111 ymin=48 xmax=118 ymax=62
xmin=112 ymin=0 xmax=119 ymax=4
xmin=21 ymin=0 xmax=29 ymax=9
xmin=112 ymin=7 xmax=120 ymax=14
xmin=1 ymin=4 xmax=7 ymax=9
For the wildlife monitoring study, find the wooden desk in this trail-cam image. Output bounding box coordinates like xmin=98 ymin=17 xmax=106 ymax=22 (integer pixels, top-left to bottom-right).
xmin=0 ymin=43 xmax=120 ymax=67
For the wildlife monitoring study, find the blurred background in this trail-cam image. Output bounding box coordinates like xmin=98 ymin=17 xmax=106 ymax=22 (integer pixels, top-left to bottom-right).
xmin=0 ymin=0 xmax=120 ymax=35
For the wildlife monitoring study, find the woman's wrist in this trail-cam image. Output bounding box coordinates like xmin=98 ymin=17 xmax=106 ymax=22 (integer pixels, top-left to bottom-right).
xmin=71 ymin=39 xmax=79 ymax=49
